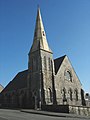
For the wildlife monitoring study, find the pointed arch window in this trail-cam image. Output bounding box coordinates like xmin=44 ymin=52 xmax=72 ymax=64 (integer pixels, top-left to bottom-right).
xmin=48 ymin=57 xmax=51 ymax=71
xmin=63 ymin=88 xmax=67 ymax=102
xmin=49 ymin=88 xmax=53 ymax=102
xmin=69 ymin=88 xmax=73 ymax=101
xmin=51 ymin=60 xmax=53 ymax=71
xmin=32 ymin=57 xmax=38 ymax=72
xmin=44 ymin=56 xmax=47 ymax=70
xmin=65 ymin=70 xmax=72 ymax=82
xmin=47 ymin=88 xmax=53 ymax=103
xmin=75 ymin=89 xmax=78 ymax=101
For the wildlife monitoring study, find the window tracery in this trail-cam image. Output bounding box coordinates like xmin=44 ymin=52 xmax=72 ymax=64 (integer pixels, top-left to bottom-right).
xmin=64 ymin=70 xmax=72 ymax=81
xmin=44 ymin=56 xmax=47 ymax=70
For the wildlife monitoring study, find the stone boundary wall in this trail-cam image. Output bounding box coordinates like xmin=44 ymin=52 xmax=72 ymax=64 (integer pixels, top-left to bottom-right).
xmin=42 ymin=105 xmax=69 ymax=113
xmin=41 ymin=105 xmax=90 ymax=116
xmin=69 ymin=105 xmax=90 ymax=116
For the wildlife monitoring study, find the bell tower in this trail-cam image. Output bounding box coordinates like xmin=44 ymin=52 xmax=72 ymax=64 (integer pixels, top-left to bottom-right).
xmin=28 ymin=7 xmax=55 ymax=108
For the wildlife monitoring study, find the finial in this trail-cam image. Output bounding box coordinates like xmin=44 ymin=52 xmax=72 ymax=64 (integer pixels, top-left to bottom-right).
xmin=37 ymin=4 xmax=40 ymax=10
xmin=37 ymin=4 xmax=41 ymax=16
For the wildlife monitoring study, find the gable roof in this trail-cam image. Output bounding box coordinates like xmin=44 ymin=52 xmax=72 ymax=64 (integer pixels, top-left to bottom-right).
xmin=2 ymin=70 xmax=28 ymax=93
xmin=54 ymin=55 xmax=66 ymax=74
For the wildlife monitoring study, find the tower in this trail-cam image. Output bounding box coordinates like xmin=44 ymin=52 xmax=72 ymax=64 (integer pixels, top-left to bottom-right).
xmin=28 ymin=8 xmax=55 ymax=108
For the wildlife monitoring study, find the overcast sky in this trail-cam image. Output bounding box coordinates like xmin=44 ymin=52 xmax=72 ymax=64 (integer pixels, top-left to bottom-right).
xmin=0 ymin=0 xmax=90 ymax=93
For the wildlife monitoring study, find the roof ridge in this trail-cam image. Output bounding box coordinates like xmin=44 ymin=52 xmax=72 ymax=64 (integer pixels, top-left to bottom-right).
xmin=54 ymin=55 xmax=66 ymax=60
xmin=18 ymin=69 xmax=28 ymax=74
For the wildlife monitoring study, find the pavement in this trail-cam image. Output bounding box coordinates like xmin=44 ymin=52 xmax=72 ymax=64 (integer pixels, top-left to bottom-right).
xmin=0 ymin=109 xmax=90 ymax=120
xmin=21 ymin=109 xmax=90 ymax=119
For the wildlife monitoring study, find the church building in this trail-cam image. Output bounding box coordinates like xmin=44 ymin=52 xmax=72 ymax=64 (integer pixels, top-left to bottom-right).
xmin=0 ymin=8 xmax=90 ymax=115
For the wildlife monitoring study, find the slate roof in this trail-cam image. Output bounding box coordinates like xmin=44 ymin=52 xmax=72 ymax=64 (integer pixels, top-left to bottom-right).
xmin=2 ymin=70 xmax=28 ymax=93
xmin=54 ymin=55 xmax=66 ymax=74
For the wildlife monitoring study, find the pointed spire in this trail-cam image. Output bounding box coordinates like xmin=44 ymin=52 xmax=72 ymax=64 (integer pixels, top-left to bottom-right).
xmin=30 ymin=7 xmax=52 ymax=53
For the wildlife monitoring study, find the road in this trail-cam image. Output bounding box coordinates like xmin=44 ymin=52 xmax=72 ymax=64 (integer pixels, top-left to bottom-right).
xmin=0 ymin=109 xmax=89 ymax=120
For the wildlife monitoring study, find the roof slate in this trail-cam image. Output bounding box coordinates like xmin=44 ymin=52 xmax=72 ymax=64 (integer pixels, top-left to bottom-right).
xmin=54 ymin=55 xmax=66 ymax=74
xmin=2 ymin=70 xmax=28 ymax=93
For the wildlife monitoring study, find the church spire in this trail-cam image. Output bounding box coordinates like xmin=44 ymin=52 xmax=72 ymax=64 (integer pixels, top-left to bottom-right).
xmin=30 ymin=7 xmax=52 ymax=53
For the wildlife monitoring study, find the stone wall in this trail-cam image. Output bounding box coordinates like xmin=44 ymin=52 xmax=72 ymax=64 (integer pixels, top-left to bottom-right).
xmin=28 ymin=49 xmax=55 ymax=106
xmin=41 ymin=104 xmax=69 ymax=113
xmin=55 ymin=56 xmax=82 ymax=106
xmin=41 ymin=104 xmax=90 ymax=116
xmin=86 ymin=100 xmax=90 ymax=107
xmin=0 ymin=88 xmax=28 ymax=108
xmin=69 ymin=105 xmax=90 ymax=116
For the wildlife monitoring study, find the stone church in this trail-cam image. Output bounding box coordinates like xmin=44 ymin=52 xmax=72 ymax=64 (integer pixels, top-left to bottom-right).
xmin=0 ymin=8 xmax=90 ymax=115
